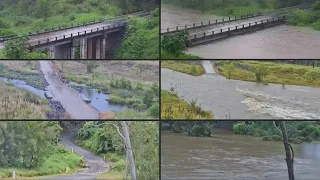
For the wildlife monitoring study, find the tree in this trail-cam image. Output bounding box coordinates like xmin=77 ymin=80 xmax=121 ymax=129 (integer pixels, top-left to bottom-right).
xmin=251 ymin=64 xmax=269 ymax=82
xmin=36 ymin=0 xmax=50 ymax=21
xmin=3 ymin=36 xmax=29 ymax=59
xmin=86 ymin=61 xmax=99 ymax=73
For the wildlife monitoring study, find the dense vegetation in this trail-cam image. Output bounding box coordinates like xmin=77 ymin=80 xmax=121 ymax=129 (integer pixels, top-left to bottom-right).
xmin=117 ymin=8 xmax=159 ymax=59
xmin=287 ymin=0 xmax=320 ymax=30
xmin=233 ymin=121 xmax=320 ymax=143
xmin=162 ymin=0 xmax=315 ymax=16
xmin=0 ymin=121 xmax=82 ymax=178
xmin=161 ymin=121 xmax=213 ymax=137
xmin=0 ymin=0 xmax=159 ymax=59
xmin=162 ymin=61 xmax=205 ymax=76
xmin=161 ymin=90 xmax=213 ymax=119
xmin=77 ymin=121 xmax=159 ymax=179
xmin=216 ymin=60 xmax=320 ymax=86
xmin=161 ymin=31 xmax=201 ymax=59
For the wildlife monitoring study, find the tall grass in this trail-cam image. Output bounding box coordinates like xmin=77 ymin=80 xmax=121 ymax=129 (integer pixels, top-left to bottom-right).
xmin=216 ymin=60 xmax=320 ymax=86
xmin=161 ymin=90 xmax=213 ymax=119
xmin=161 ymin=61 xmax=205 ymax=76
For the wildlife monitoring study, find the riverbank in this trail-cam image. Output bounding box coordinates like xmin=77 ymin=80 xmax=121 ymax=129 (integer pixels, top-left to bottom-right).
xmin=54 ymin=61 xmax=159 ymax=119
xmin=215 ymin=60 xmax=320 ymax=87
xmin=161 ymin=61 xmax=205 ymax=76
xmin=233 ymin=121 xmax=320 ymax=144
xmin=0 ymin=61 xmax=48 ymax=89
xmin=161 ymin=90 xmax=213 ymax=119
xmin=0 ymin=147 xmax=83 ymax=179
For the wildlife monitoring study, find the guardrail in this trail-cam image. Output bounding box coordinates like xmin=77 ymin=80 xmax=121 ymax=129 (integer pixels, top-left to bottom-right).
xmin=28 ymin=21 xmax=126 ymax=48
xmin=187 ymin=16 xmax=286 ymax=47
xmin=161 ymin=13 xmax=262 ymax=35
xmin=0 ymin=11 xmax=151 ymax=43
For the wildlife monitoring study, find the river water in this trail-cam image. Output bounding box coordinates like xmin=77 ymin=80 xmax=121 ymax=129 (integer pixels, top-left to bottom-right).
xmin=161 ymin=3 xmax=320 ymax=59
xmin=161 ymin=68 xmax=320 ymax=119
xmin=161 ymin=129 xmax=320 ymax=180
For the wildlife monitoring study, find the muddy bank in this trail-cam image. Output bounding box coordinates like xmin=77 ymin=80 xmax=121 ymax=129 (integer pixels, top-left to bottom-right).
xmin=0 ymin=64 xmax=48 ymax=89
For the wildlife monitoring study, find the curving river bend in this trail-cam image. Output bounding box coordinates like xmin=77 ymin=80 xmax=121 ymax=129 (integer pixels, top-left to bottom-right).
xmin=161 ymin=3 xmax=320 ymax=59
xmin=161 ymin=129 xmax=320 ymax=180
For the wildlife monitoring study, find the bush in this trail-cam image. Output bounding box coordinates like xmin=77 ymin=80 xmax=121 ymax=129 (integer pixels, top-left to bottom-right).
xmin=188 ymin=124 xmax=211 ymax=137
xmin=233 ymin=122 xmax=247 ymax=135
xmin=161 ymin=31 xmax=188 ymax=55
xmin=148 ymin=102 xmax=159 ymax=117
xmin=108 ymin=95 xmax=127 ymax=105
xmin=251 ymin=64 xmax=269 ymax=82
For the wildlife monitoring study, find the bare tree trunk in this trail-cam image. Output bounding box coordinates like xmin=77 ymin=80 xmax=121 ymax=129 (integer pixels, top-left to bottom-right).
xmin=121 ymin=121 xmax=137 ymax=180
xmin=279 ymin=121 xmax=295 ymax=180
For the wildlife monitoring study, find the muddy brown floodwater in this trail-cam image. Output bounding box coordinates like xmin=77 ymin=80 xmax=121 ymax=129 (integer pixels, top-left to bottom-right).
xmin=161 ymin=129 xmax=320 ymax=180
xmin=161 ymin=3 xmax=320 ymax=59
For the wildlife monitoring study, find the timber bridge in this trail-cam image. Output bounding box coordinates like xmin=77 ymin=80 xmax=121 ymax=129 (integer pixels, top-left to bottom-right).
xmin=0 ymin=11 xmax=151 ymax=59
xmin=161 ymin=4 xmax=312 ymax=47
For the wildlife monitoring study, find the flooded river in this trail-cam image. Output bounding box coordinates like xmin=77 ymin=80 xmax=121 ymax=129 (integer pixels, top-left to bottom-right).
xmin=161 ymin=68 xmax=320 ymax=119
xmin=161 ymin=3 xmax=320 ymax=59
xmin=161 ymin=129 xmax=320 ymax=180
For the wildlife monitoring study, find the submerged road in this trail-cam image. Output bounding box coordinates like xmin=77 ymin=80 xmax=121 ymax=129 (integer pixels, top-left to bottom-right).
xmin=40 ymin=61 xmax=99 ymax=119
xmin=43 ymin=130 xmax=109 ymax=180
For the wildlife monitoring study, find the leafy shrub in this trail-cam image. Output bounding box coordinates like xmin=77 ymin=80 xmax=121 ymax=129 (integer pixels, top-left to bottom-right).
xmin=233 ymin=122 xmax=247 ymax=135
xmin=149 ymin=102 xmax=159 ymax=117
xmin=161 ymin=31 xmax=188 ymax=55
xmin=108 ymin=95 xmax=127 ymax=105
xmin=251 ymin=64 xmax=269 ymax=82
xmin=188 ymin=124 xmax=211 ymax=137
xmin=304 ymin=70 xmax=320 ymax=81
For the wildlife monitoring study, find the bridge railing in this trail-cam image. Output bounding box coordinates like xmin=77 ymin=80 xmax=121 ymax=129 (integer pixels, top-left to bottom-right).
xmin=28 ymin=22 xmax=126 ymax=48
xmin=161 ymin=13 xmax=263 ymax=34
xmin=0 ymin=11 xmax=150 ymax=43
xmin=188 ymin=16 xmax=286 ymax=41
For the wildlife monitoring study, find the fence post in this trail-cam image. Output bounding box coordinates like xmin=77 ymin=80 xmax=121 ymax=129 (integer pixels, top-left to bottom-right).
xmin=72 ymin=148 xmax=74 ymax=153
xmin=220 ymin=29 xmax=222 ymax=33
xmin=201 ymin=22 xmax=203 ymax=26
xmin=235 ymin=26 xmax=237 ymax=30
xmin=208 ymin=20 xmax=210 ymax=25
xmin=216 ymin=19 xmax=217 ymax=23
xmin=235 ymin=16 xmax=236 ymax=20
xmin=212 ymin=30 xmax=214 ymax=34
xmin=193 ymin=23 xmax=195 ymax=27
xmin=203 ymin=32 xmax=206 ymax=37
xmin=222 ymin=18 xmax=224 ymax=22
xmin=176 ymin=26 xmax=178 ymax=31
xmin=167 ymin=28 xmax=169 ymax=32
xmin=185 ymin=25 xmax=187 ymax=29
xmin=194 ymin=34 xmax=196 ymax=39
xmin=228 ymin=16 xmax=230 ymax=20
xmin=12 ymin=171 xmax=15 ymax=179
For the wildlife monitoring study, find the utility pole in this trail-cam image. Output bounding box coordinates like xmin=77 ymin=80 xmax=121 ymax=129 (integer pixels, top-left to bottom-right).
xmin=121 ymin=121 xmax=137 ymax=180
xmin=279 ymin=121 xmax=295 ymax=180
xmin=201 ymin=0 xmax=204 ymax=14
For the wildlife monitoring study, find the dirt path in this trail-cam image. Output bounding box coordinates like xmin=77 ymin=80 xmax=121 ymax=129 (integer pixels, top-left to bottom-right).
xmin=40 ymin=61 xmax=99 ymax=119
xmin=43 ymin=130 xmax=109 ymax=180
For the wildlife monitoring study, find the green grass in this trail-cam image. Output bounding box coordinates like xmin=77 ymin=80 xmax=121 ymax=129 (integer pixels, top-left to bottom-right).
xmin=161 ymin=90 xmax=213 ymax=120
xmin=162 ymin=61 xmax=205 ymax=76
xmin=287 ymin=9 xmax=320 ymax=31
xmin=162 ymin=0 xmax=276 ymax=16
xmin=96 ymin=153 xmax=126 ymax=180
xmin=161 ymin=50 xmax=202 ymax=59
xmin=216 ymin=60 xmax=320 ymax=87
xmin=0 ymin=147 xmax=83 ymax=178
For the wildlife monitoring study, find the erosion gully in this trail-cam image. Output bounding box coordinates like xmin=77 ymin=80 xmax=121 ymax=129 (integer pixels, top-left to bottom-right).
xmin=161 ymin=129 xmax=320 ymax=180
xmin=161 ymin=3 xmax=320 ymax=59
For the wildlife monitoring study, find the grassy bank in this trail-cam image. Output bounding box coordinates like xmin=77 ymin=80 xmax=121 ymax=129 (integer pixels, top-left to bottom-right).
xmin=55 ymin=61 xmax=159 ymax=119
xmin=161 ymin=90 xmax=213 ymax=119
xmin=0 ymin=147 xmax=83 ymax=179
xmin=0 ymin=80 xmax=49 ymax=119
xmin=233 ymin=121 xmax=320 ymax=144
xmin=162 ymin=60 xmax=205 ymax=76
xmin=216 ymin=60 xmax=320 ymax=87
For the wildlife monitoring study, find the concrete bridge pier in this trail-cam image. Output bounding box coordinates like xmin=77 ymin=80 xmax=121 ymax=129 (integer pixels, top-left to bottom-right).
xmin=81 ymin=38 xmax=88 ymax=59
xmin=71 ymin=39 xmax=77 ymax=59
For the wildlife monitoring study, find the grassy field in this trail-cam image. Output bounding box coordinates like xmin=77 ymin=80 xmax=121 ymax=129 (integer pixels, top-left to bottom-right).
xmin=161 ymin=90 xmax=213 ymax=119
xmin=215 ymin=60 xmax=320 ymax=87
xmin=96 ymin=153 xmax=126 ymax=180
xmin=0 ymin=80 xmax=49 ymax=119
xmin=0 ymin=147 xmax=83 ymax=179
xmin=161 ymin=60 xmax=205 ymax=76
xmin=55 ymin=61 xmax=159 ymax=119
